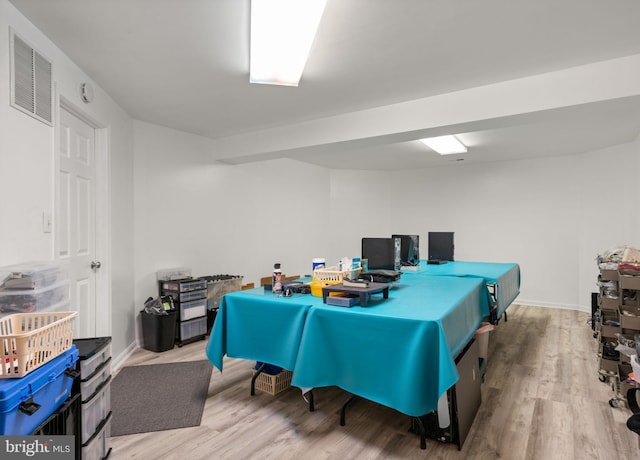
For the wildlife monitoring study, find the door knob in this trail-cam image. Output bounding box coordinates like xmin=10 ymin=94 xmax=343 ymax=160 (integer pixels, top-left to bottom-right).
xmin=91 ymin=261 xmax=102 ymax=270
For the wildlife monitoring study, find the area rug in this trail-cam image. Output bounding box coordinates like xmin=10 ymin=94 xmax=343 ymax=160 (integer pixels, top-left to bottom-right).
xmin=111 ymin=360 xmax=213 ymax=436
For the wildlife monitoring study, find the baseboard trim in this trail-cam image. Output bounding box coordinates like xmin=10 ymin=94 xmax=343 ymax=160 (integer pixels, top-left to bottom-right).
xmin=111 ymin=340 xmax=138 ymax=372
xmin=512 ymin=300 xmax=590 ymax=313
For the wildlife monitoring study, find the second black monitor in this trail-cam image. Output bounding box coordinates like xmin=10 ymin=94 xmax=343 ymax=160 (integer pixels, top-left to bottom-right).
xmin=428 ymin=232 xmax=454 ymax=261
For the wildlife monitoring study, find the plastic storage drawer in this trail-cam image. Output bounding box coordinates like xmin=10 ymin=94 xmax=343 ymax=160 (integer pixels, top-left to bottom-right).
xmin=73 ymin=337 xmax=112 ymax=380
xmin=0 ymin=345 xmax=78 ymax=435
xmin=81 ymin=377 xmax=111 ymax=444
xmin=161 ymin=279 xmax=207 ymax=292
xmin=82 ymin=411 xmax=111 ymax=460
xmin=179 ymin=316 xmax=207 ymax=341
xmin=0 ymin=260 xmax=69 ymax=290
xmin=176 ymin=289 xmax=207 ymax=303
xmin=0 ymin=280 xmax=70 ymax=315
xmin=180 ymin=298 xmax=206 ymax=321
xmin=81 ymin=357 xmax=111 ymax=401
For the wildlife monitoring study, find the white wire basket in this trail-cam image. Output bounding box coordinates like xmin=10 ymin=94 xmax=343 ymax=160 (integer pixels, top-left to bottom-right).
xmin=0 ymin=311 xmax=77 ymax=378
xmin=313 ymin=265 xmax=363 ymax=283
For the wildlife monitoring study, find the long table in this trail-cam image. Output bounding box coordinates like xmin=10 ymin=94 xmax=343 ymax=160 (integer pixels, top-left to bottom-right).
xmin=290 ymin=276 xmax=492 ymax=416
xmin=206 ymin=274 xmax=493 ymax=416
xmin=411 ymin=260 xmax=520 ymax=320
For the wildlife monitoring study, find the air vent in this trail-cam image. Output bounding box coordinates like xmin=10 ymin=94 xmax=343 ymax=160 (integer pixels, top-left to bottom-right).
xmin=10 ymin=29 xmax=53 ymax=126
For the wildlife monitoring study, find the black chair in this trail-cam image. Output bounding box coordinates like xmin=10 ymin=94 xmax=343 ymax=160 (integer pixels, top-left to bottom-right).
xmin=625 ymin=387 xmax=640 ymax=443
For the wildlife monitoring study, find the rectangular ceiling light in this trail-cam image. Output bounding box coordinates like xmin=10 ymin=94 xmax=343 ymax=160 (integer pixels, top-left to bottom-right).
xmin=250 ymin=0 xmax=327 ymax=86
xmin=419 ymin=135 xmax=467 ymax=155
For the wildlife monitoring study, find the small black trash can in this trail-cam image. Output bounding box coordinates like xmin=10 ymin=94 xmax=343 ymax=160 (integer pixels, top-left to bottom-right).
xmin=141 ymin=310 xmax=177 ymax=352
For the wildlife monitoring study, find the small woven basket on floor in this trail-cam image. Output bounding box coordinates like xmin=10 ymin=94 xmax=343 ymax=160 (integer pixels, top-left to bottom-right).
xmin=252 ymin=369 xmax=293 ymax=395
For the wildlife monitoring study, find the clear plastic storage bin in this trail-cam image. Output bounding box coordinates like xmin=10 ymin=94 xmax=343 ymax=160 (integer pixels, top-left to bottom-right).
xmin=0 ymin=260 xmax=69 ymax=290
xmin=180 ymin=298 xmax=206 ymax=321
xmin=180 ymin=316 xmax=207 ymax=341
xmin=0 ymin=280 xmax=69 ymax=315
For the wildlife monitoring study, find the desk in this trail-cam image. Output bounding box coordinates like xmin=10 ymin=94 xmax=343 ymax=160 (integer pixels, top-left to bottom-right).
xmin=411 ymin=260 xmax=520 ymax=319
xmin=290 ymin=276 xmax=491 ymax=417
xmin=206 ymin=275 xmax=492 ymax=417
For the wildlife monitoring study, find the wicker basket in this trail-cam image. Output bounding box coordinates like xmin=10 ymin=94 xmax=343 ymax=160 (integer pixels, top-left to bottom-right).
xmin=0 ymin=311 xmax=77 ymax=378
xmin=313 ymin=266 xmax=362 ymax=283
xmin=252 ymin=369 xmax=293 ymax=395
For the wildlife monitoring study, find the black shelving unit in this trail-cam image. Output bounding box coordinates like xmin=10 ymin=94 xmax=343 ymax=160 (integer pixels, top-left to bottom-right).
xmin=159 ymin=279 xmax=208 ymax=346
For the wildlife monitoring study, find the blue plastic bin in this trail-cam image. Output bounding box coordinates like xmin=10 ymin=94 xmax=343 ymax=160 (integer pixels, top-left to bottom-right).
xmin=0 ymin=344 xmax=78 ymax=435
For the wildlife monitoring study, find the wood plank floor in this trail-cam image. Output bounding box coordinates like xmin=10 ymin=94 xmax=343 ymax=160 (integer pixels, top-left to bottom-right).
xmin=108 ymin=304 xmax=639 ymax=459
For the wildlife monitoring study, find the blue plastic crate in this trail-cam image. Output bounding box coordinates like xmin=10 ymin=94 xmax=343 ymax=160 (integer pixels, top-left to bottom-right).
xmin=0 ymin=344 xmax=78 ymax=435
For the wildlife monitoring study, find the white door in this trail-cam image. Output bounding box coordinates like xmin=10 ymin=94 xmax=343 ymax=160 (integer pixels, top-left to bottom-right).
xmin=58 ymin=106 xmax=98 ymax=338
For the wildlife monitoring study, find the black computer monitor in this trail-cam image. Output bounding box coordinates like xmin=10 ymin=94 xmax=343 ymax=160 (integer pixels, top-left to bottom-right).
xmin=362 ymin=237 xmax=401 ymax=270
xmin=428 ymin=232 xmax=454 ymax=261
xmin=391 ymin=234 xmax=420 ymax=265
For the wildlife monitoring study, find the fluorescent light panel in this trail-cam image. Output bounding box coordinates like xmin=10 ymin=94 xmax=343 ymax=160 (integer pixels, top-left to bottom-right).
xmin=250 ymin=0 xmax=327 ymax=86
xmin=419 ymin=135 xmax=467 ymax=155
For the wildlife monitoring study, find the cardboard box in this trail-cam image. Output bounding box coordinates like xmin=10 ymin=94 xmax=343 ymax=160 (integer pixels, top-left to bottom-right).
xmin=619 ymin=274 xmax=640 ymax=290
xmin=600 ymin=269 xmax=619 ymax=281
xmin=600 ymin=310 xmax=621 ymax=338
xmin=619 ymin=362 xmax=637 ymax=399
xmin=599 ymin=295 xmax=619 ymax=311
xmin=620 ymin=305 xmax=640 ymax=331
xmin=600 ymin=355 xmax=619 ymax=373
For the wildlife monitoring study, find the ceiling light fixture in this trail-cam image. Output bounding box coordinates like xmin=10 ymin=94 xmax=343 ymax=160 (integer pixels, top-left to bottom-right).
xmin=250 ymin=0 xmax=327 ymax=86
xmin=419 ymin=135 xmax=468 ymax=155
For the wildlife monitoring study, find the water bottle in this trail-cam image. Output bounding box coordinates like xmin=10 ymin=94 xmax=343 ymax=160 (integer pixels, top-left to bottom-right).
xmin=272 ymin=263 xmax=283 ymax=293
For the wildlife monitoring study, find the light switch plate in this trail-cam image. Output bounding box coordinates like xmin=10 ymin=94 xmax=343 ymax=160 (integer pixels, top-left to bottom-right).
xmin=43 ymin=211 xmax=52 ymax=233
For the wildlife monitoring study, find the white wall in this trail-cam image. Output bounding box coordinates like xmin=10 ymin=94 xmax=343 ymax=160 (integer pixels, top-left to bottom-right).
xmin=133 ymin=119 xmax=639 ymax=317
xmin=388 ymin=140 xmax=640 ymax=311
xmin=0 ymin=0 xmax=135 ymax=361
xmin=133 ymin=121 xmax=333 ymax=313
xmin=132 ymin=121 xmax=405 ymax=326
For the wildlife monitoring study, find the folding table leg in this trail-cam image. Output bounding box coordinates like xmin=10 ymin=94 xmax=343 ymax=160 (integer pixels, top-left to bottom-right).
xmin=307 ymin=390 xmax=314 ymax=412
xmin=410 ymin=417 xmax=427 ymax=450
xmin=340 ymin=395 xmax=356 ymax=426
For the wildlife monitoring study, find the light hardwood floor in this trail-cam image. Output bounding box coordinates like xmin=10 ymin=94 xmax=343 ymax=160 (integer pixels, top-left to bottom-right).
xmin=108 ymin=304 xmax=639 ymax=459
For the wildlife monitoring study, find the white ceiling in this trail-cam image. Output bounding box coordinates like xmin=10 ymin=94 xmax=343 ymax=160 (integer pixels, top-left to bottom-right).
xmin=9 ymin=0 xmax=640 ymax=170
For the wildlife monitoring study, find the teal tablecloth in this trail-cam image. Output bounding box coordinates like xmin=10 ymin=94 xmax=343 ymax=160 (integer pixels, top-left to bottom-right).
xmin=206 ymin=289 xmax=316 ymax=371
xmin=205 ymin=275 xmax=492 ymax=417
xmin=290 ymin=276 xmax=492 ymax=416
xmin=409 ymin=260 xmax=520 ymax=318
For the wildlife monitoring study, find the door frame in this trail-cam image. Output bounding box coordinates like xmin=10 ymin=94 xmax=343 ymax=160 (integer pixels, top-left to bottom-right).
xmin=56 ymin=96 xmax=111 ymax=337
